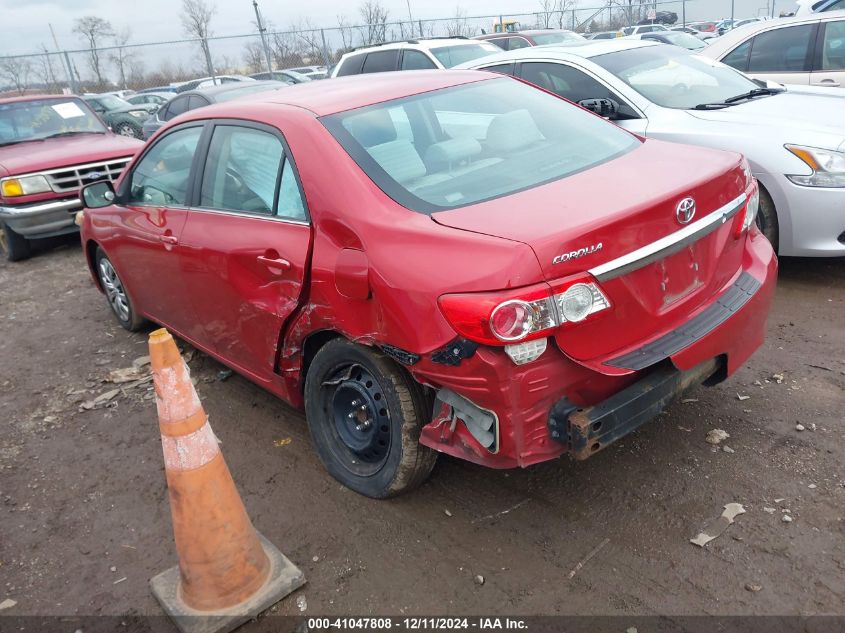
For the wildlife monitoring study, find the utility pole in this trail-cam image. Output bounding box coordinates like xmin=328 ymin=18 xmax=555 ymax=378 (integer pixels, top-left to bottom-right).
xmin=252 ymin=0 xmax=274 ymax=74
xmin=731 ymin=0 xmax=735 ymax=21
xmin=49 ymin=23 xmax=75 ymax=94
xmin=405 ymin=0 xmax=419 ymax=37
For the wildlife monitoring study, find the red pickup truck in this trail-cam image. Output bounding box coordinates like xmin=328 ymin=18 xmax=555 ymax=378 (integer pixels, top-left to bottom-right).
xmin=0 ymin=95 xmax=142 ymax=261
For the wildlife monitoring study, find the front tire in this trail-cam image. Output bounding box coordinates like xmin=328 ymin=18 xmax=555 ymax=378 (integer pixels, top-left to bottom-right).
xmin=755 ymin=186 xmax=779 ymax=253
xmin=115 ymin=122 xmax=142 ymax=139
xmin=304 ymin=338 xmax=437 ymax=498
xmin=0 ymin=224 xmax=31 ymax=262
xmin=95 ymin=247 xmax=144 ymax=331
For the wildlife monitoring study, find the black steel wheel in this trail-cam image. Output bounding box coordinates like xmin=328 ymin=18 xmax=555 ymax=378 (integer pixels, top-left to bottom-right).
xmin=305 ymin=338 xmax=437 ymax=498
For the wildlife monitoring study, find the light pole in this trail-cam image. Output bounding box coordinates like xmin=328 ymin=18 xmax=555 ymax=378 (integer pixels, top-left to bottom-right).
xmin=731 ymin=0 xmax=735 ymax=21
xmin=252 ymin=0 xmax=274 ymax=74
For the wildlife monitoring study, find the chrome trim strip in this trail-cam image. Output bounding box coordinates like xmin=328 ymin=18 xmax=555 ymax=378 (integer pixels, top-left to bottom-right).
xmin=0 ymin=198 xmax=82 ymax=217
xmin=188 ymin=206 xmax=311 ymax=226
xmin=588 ymin=193 xmax=747 ymax=282
xmin=5 ymin=157 xmax=133 ymax=180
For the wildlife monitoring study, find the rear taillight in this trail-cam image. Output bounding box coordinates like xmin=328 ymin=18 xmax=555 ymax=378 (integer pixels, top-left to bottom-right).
xmin=438 ymin=275 xmax=611 ymax=346
xmin=733 ymin=178 xmax=760 ymax=239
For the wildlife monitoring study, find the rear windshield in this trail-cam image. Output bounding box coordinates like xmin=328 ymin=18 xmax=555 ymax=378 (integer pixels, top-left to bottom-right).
xmin=0 ymin=98 xmax=106 ymax=146
xmin=430 ymin=43 xmax=501 ymax=67
xmin=322 ymin=77 xmax=639 ymax=213
xmin=531 ymin=32 xmax=585 ymax=45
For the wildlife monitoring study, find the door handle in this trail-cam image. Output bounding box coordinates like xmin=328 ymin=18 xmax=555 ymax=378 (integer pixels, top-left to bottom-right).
xmin=159 ymin=234 xmax=178 ymax=245
xmin=257 ymin=255 xmax=291 ymax=271
xmin=819 ymin=79 xmax=840 ymax=86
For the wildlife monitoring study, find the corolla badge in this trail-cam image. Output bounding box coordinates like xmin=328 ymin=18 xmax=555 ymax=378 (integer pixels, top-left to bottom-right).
xmin=676 ymin=197 xmax=696 ymax=225
xmin=552 ymin=242 xmax=602 ymax=265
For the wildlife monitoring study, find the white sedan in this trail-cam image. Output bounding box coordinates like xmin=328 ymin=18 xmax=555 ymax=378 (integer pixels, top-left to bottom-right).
xmin=459 ymin=40 xmax=845 ymax=257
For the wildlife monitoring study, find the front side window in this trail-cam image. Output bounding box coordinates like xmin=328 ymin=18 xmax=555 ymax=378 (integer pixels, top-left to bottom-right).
xmin=594 ymin=46 xmax=761 ymax=109
xmin=322 ymin=78 xmax=639 ymax=213
xmin=200 ymin=126 xmax=284 ymax=215
xmin=519 ymin=62 xmax=639 ymax=119
xmin=820 ymin=20 xmax=845 ymax=70
xmin=747 ymin=24 xmax=815 ymax=72
xmin=162 ymin=96 xmax=189 ymax=121
xmin=128 ymin=126 xmax=203 ymax=206
xmin=722 ymin=40 xmax=752 ymax=71
xmin=362 ymin=50 xmax=399 ymax=73
xmin=429 ymin=43 xmax=500 ymax=68
xmin=401 ymin=50 xmax=437 ymax=70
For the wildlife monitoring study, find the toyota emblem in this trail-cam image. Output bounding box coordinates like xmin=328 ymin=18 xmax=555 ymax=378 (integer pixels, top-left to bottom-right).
xmin=676 ymin=197 xmax=696 ymax=225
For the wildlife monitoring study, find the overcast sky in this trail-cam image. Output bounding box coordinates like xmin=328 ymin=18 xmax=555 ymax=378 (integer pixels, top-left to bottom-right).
xmin=1 ymin=0 xmax=800 ymax=56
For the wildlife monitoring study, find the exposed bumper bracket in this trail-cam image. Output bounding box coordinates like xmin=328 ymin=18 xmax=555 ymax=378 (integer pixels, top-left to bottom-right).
xmin=549 ymin=358 xmax=720 ymax=460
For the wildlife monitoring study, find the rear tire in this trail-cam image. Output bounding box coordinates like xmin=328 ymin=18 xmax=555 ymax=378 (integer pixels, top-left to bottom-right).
xmin=95 ymin=247 xmax=145 ymax=331
xmin=755 ymin=186 xmax=779 ymax=253
xmin=0 ymin=224 xmax=31 ymax=262
xmin=304 ymin=338 xmax=437 ymax=498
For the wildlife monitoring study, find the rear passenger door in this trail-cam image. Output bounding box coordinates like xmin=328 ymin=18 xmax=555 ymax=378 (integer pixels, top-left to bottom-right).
xmin=361 ymin=50 xmax=400 ymax=73
xmin=811 ymin=19 xmax=845 ymax=87
xmin=178 ymin=121 xmax=312 ymax=384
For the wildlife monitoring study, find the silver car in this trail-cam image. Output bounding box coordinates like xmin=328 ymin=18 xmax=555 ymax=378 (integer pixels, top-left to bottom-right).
xmin=460 ymin=40 xmax=845 ymax=257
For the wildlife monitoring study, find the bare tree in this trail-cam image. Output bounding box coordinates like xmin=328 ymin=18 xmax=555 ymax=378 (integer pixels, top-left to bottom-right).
xmin=610 ymin=0 xmax=645 ymax=28
xmin=538 ymin=0 xmax=555 ymax=28
xmin=358 ymin=0 xmax=388 ymax=45
xmin=336 ymin=14 xmax=356 ymax=51
xmin=35 ymin=45 xmax=59 ymax=92
xmin=109 ymin=27 xmax=135 ymax=90
xmin=243 ymin=40 xmax=265 ymax=73
xmin=73 ymin=16 xmax=114 ymax=86
xmin=555 ymin=0 xmax=576 ymax=29
xmin=181 ymin=0 xmax=216 ymax=79
xmin=270 ymin=30 xmax=302 ymax=69
xmin=292 ymin=18 xmax=325 ymax=64
xmin=445 ymin=7 xmax=475 ymax=38
xmin=0 ymin=57 xmax=32 ymax=95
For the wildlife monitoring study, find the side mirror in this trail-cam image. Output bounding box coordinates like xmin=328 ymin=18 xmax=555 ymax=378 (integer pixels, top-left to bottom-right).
xmin=578 ymin=98 xmax=620 ymax=119
xmin=81 ymin=180 xmax=116 ymax=209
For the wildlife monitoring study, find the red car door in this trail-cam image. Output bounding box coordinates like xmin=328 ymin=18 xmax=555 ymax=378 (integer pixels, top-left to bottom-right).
xmin=178 ymin=122 xmax=312 ymax=385
xmin=106 ymin=124 xmax=205 ymax=329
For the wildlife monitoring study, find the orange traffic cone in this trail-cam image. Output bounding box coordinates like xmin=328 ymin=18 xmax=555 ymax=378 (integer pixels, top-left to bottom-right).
xmin=148 ymin=328 xmax=304 ymax=633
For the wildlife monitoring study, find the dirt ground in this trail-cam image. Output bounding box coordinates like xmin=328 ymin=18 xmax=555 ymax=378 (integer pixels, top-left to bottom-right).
xmin=1 ymin=237 xmax=843 ymax=628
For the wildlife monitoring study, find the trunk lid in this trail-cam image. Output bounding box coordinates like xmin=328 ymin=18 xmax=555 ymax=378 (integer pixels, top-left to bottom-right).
xmin=432 ymin=139 xmax=748 ymax=370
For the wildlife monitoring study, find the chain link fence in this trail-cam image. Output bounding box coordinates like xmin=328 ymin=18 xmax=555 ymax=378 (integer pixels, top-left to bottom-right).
xmin=0 ymin=0 xmax=791 ymax=96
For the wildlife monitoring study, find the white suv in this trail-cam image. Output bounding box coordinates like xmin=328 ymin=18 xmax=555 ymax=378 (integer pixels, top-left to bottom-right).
xmin=331 ymin=38 xmax=501 ymax=77
xmin=621 ymin=24 xmax=670 ymax=36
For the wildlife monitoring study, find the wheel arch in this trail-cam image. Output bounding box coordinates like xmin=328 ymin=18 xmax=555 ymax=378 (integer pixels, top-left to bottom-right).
xmin=300 ymin=329 xmax=345 ymax=392
xmin=85 ymin=239 xmax=104 ymax=291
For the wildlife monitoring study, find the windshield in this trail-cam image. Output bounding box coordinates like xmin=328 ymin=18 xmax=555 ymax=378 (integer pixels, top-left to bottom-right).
xmin=430 ymin=43 xmax=500 ymax=68
xmin=322 ymin=78 xmax=639 ymax=213
xmin=96 ymin=95 xmax=131 ymax=110
xmin=0 ymin=98 xmax=106 ymax=146
xmin=593 ymin=46 xmax=760 ymax=109
xmin=531 ymin=32 xmax=585 ymax=45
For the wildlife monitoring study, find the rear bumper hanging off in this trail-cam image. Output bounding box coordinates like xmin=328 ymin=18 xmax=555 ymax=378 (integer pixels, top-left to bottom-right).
xmin=548 ymin=358 xmax=721 ymax=460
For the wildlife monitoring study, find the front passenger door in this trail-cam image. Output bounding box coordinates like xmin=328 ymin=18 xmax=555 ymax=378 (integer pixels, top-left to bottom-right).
xmin=178 ymin=122 xmax=312 ymax=384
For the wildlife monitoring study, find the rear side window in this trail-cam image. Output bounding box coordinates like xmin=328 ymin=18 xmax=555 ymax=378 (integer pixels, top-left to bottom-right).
xmin=820 ymin=20 xmax=845 ymax=70
xmin=507 ymin=37 xmax=531 ymax=49
xmin=163 ymin=96 xmax=188 ymax=121
xmin=200 ymin=125 xmax=284 ymax=216
xmin=128 ymin=126 xmax=203 ymax=206
xmin=747 ymin=24 xmax=815 ymax=72
xmin=486 ymin=38 xmax=508 ymax=50
xmin=186 ymin=95 xmax=209 ymax=111
xmin=482 ymin=63 xmax=515 ymax=75
xmin=401 ymin=50 xmax=437 ymax=70
xmin=336 ymin=54 xmax=366 ymax=76
xmin=322 ymin=78 xmax=638 ymax=213
xmin=362 ymin=50 xmax=399 ymax=73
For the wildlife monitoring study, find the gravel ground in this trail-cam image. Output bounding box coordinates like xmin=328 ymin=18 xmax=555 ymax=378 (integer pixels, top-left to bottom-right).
xmin=0 ymin=238 xmax=843 ymax=629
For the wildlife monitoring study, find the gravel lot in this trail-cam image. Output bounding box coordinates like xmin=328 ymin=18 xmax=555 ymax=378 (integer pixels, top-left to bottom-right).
xmin=1 ymin=237 xmax=843 ymax=627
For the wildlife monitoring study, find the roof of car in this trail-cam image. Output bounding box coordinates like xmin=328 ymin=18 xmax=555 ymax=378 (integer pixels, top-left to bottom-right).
xmin=457 ymin=38 xmax=657 ymax=65
xmin=348 ymin=37 xmax=483 ymax=54
xmin=177 ymin=80 xmax=285 ymax=100
xmin=703 ymin=9 xmax=845 ymax=54
xmin=195 ymin=70 xmax=494 ymax=117
xmin=0 ymin=94 xmax=85 ymax=105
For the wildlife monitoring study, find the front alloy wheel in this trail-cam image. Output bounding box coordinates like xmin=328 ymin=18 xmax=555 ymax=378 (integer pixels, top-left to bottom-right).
xmin=305 ymin=338 xmax=437 ymax=498
xmin=116 ymin=122 xmax=141 ymax=138
xmin=95 ymin=248 xmax=144 ymax=331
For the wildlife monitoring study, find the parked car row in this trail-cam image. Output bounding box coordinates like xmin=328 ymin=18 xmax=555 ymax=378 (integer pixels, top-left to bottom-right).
xmin=3 ymin=19 xmax=843 ymax=498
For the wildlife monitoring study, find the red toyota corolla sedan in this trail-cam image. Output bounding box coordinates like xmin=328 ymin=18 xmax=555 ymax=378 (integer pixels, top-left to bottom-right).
xmin=79 ymin=70 xmax=776 ymax=498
